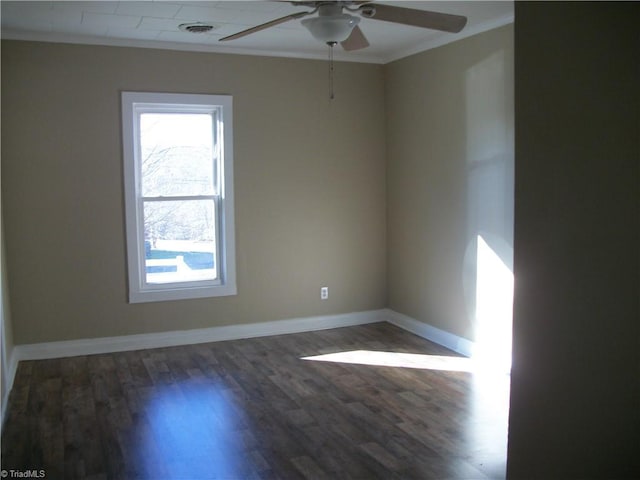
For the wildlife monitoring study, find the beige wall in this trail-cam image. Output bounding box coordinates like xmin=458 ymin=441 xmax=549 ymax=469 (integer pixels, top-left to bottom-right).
xmin=507 ymin=3 xmax=639 ymax=477
xmin=1 ymin=41 xmax=387 ymax=344
xmin=385 ymin=25 xmax=514 ymax=343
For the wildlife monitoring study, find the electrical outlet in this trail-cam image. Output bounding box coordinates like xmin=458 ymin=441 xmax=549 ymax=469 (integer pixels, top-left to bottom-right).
xmin=320 ymin=286 xmax=329 ymax=300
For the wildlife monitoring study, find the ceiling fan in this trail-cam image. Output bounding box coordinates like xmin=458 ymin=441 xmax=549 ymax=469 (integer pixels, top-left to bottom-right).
xmin=219 ymin=1 xmax=468 ymax=51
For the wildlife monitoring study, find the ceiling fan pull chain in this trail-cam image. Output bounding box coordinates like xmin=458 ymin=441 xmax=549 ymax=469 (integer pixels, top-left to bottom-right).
xmin=328 ymin=41 xmax=336 ymax=100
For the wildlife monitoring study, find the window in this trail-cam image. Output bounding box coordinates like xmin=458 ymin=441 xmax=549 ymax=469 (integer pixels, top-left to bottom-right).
xmin=122 ymin=92 xmax=236 ymax=303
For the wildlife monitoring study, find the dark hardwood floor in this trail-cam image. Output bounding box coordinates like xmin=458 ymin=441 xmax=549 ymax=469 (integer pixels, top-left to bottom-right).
xmin=1 ymin=322 xmax=509 ymax=480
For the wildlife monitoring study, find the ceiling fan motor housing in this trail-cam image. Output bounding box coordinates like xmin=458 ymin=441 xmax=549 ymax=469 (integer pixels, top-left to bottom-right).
xmin=318 ymin=3 xmax=343 ymax=17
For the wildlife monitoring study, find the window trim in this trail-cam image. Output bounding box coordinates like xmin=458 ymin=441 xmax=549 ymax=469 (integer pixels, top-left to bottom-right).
xmin=122 ymin=91 xmax=236 ymax=303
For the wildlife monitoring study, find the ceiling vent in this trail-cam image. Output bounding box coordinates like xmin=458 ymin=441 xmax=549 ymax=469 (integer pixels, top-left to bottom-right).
xmin=179 ymin=23 xmax=217 ymax=34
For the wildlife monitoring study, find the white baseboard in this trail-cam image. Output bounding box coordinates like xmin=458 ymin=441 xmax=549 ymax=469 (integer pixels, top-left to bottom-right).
xmin=385 ymin=309 xmax=474 ymax=357
xmin=4 ymin=308 xmax=472 ymax=424
xmin=14 ymin=309 xmax=388 ymax=362
xmin=9 ymin=308 xmax=474 ymax=364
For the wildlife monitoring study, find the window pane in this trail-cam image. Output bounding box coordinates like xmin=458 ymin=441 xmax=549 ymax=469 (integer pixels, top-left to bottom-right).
xmin=144 ymin=200 xmax=217 ymax=284
xmin=140 ymin=113 xmax=215 ymax=197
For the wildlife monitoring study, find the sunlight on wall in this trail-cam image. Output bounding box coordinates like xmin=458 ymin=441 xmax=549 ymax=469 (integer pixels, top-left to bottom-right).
xmin=302 ymin=350 xmax=476 ymax=372
xmin=474 ymin=235 xmax=513 ymax=372
xmin=464 ymin=48 xmax=514 ymax=376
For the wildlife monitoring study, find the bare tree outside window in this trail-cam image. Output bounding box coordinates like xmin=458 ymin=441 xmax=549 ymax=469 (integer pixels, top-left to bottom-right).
xmin=139 ymin=113 xmax=218 ymax=284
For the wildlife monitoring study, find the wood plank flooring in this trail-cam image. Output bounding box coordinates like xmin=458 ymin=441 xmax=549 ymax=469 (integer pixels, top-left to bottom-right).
xmin=1 ymin=322 xmax=510 ymax=480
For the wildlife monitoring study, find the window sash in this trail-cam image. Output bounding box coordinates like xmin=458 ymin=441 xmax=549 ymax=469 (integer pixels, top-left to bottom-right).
xmin=137 ymin=109 xmax=221 ymax=198
xmin=137 ymin=196 xmax=222 ymax=290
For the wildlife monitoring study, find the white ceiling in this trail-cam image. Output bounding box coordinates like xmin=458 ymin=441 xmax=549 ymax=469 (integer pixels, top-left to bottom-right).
xmin=1 ymin=1 xmax=513 ymax=64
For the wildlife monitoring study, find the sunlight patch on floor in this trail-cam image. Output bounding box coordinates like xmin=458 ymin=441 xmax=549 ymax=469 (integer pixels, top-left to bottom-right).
xmin=302 ymin=350 xmax=476 ymax=372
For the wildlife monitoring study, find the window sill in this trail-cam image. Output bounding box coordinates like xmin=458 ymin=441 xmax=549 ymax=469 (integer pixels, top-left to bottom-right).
xmin=128 ymin=283 xmax=237 ymax=303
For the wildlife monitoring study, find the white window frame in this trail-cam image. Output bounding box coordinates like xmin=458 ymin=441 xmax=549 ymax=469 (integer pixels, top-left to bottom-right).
xmin=122 ymin=92 xmax=236 ymax=303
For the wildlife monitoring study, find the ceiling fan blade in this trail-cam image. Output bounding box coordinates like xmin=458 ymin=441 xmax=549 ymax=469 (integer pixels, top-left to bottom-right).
xmin=341 ymin=25 xmax=370 ymax=51
xmin=219 ymin=11 xmax=311 ymax=41
xmin=360 ymin=4 xmax=467 ymax=33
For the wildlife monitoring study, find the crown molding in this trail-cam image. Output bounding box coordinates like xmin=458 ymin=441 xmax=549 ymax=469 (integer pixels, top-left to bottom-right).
xmin=0 ymin=29 xmax=384 ymax=64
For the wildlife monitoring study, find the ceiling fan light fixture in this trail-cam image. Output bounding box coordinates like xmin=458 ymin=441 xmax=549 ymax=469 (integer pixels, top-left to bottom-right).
xmin=301 ymin=13 xmax=360 ymax=43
